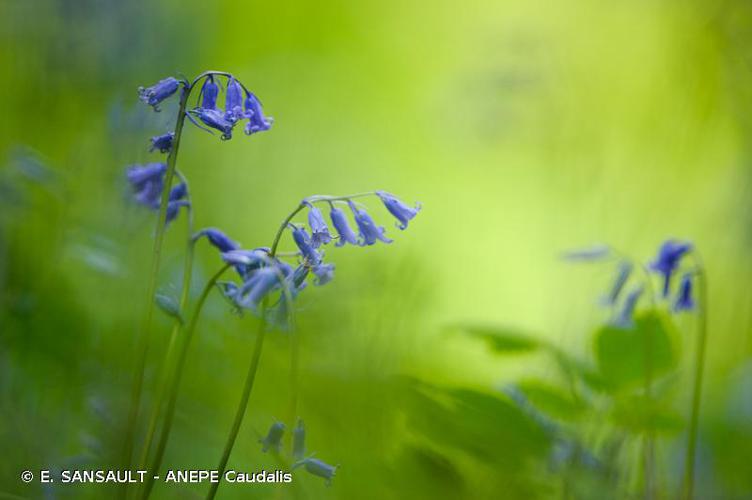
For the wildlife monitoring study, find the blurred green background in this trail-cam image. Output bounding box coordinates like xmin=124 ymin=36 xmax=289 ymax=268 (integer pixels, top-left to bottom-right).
xmin=2 ymin=0 xmax=752 ymax=498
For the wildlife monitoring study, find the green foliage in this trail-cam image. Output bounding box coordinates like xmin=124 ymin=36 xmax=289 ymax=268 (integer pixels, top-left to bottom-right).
xmin=455 ymin=324 xmax=541 ymax=354
xmin=593 ymin=311 xmax=678 ymax=391
xmin=517 ymin=379 xmax=587 ymax=422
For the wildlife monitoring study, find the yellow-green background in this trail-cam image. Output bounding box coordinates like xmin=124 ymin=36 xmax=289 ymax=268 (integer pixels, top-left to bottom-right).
xmin=2 ymin=0 xmax=751 ymax=498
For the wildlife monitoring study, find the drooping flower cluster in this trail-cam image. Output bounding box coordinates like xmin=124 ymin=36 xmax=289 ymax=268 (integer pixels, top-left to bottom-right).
xmin=563 ymin=238 xmax=697 ymax=325
xmin=198 ymin=191 xmax=420 ymax=324
xmin=187 ymin=75 xmax=273 ymax=141
xmin=258 ymin=420 xmax=338 ymax=485
xmin=127 ymin=73 xmax=273 ymax=223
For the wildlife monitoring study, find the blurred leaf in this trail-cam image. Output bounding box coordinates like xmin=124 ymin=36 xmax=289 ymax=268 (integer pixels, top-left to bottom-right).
xmin=392 ymin=445 xmax=465 ymax=499
xmin=455 ymin=324 xmax=540 ymax=354
xmin=517 ymin=380 xmax=587 ymax=421
xmin=593 ymin=310 xmax=678 ymax=390
xmin=155 ymin=294 xmax=182 ymax=324
xmin=610 ymin=395 xmax=684 ymax=434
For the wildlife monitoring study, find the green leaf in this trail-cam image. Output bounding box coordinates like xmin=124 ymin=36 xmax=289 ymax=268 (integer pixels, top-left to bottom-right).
xmin=517 ymin=379 xmax=588 ymax=421
xmin=593 ymin=310 xmax=678 ymax=390
xmin=610 ymin=395 xmax=685 ymax=434
xmin=455 ymin=324 xmax=540 ymax=354
xmin=155 ymin=293 xmax=183 ymax=324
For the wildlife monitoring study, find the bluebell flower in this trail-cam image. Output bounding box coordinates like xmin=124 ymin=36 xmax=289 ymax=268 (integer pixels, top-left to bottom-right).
xmin=127 ymin=163 xmax=166 ymax=208
xmin=349 ymin=201 xmax=392 ymax=245
xmin=225 ymin=77 xmax=244 ymax=123
xmin=192 ymin=108 xmax=234 ymax=140
xmin=237 ymin=267 xmax=283 ymax=312
xmin=376 ymin=191 xmax=421 ymax=230
xmin=603 ymin=261 xmax=632 ymax=305
xmin=221 ymin=249 xmax=269 ymax=268
xmin=149 ymin=132 xmax=175 ymax=153
xmin=200 ymin=75 xmax=220 ymax=110
xmin=293 ymin=419 xmax=306 ymax=460
xmin=294 ymin=457 xmax=338 ymax=485
xmin=290 ymin=225 xmax=322 ymax=265
xmin=304 ymin=202 xmax=332 ymax=247
xmin=649 ymin=239 xmax=692 ymax=296
xmin=674 ymin=274 xmax=695 ymax=312
xmin=329 ymin=205 xmax=359 ymax=246
xmin=165 ymin=182 xmax=189 ymax=222
xmin=138 ymin=77 xmax=180 ymax=112
xmin=312 ymin=263 xmax=335 ymax=286
xmin=259 ymin=421 xmax=285 ymax=453
xmin=195 ymin=228 xmax=240 ymax=253
xmin=243 ymin=92 xmax=273 ymax=136
xmin=165 ymin=200 xmax=189 ymax=223
xmin=614 ymin=286 xmax=643 ymax=328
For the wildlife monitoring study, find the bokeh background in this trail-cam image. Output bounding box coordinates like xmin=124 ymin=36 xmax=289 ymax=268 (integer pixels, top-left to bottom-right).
xmin=2 ymin=0 xmax=752 ymax=498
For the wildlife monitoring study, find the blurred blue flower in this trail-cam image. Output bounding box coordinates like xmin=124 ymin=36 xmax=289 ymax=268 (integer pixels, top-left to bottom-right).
xmin=149 ymin=132 xmax=175 ymax=153
xmin=195 ymin=228 xmax=240 ymax=253
xmin=243 ymin=92 xmax=273 ymax=136
xmin=237 ymin=267 xmax=283 ymax=312
xmin=349 ymin=201 xmax=392 ymax=245
xmin=191 ymin=108 xmax=234 ymax=140
xmin=200 ymin=75 xmax=220 ymax=110
xmin=561 ymin=244 xmax=611 ymax=261
xmin=329 ymin=205 xmax=359 ymax=247
xmin=225 ymin=77 xmax=244 ymax=123
xmin=674 ymin=274 xmax=695 ymax=312
xmin=165 ymin=182 xmax=189 ymax=222
xmin=376 ymin=191 xmax=420 ymax=229
xmin=649 ymin=239 xmax=692 ymax=296
xmin=294 ymin=457 xmax=338 ymax=485
xmin=304 ymin=202 xmax=332 ymax=247
xmin=259 ymin=421 xmax=285 ymax=453
xmin=290 ymin=225 xmax=322 ymax=265
xmin=127 ymin=162 xmax=165 ymax=207
xmin=312 ymin=263 xmax=335 ymax=286
xmin=603 ymin=261 xmax=632 ymax=305
xmin=614 ymin=286 xmax=643 ymax=328
xmin=293 ymin=419 xmax=306 ymax=460
xmin=138 ymin=77 xmax=180 ymax=112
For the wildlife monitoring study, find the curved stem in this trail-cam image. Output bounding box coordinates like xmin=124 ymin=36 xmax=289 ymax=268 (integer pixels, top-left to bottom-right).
xmin=121 ymin=83 xmax=191 ymax=481
xmin=141 ymin=264 xmax=231 ymax=499
xmin=137 ymin=201 xmax=196 ymax=472
xmin=206 ymin=306 xmax=268 ymax=500
xmin=270 ymin=202 xmax=305 ymax=256
xmin=683 ymin=252 xmax=708 ymax=500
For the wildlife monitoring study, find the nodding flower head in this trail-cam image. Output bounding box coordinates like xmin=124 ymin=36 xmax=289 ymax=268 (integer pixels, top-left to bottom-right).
xmin=225 ymin=77 xmax=244 ymax=123
xmin=191 ymin=108 xmax=234 ymax=140
xmin=149 ymin=132 xmax=175 ymax=154
xmin=294 ymin=457 xmax=338 ymax=485
xmin=195 ymin=228 xmax=240 ymax=253
xmin=290 ymin=225 xmax=322 ymax=265
xmin=200 ymin=75 xmax=220 ymax=110
xmin=221 ymin=248 xmax=271 ymax=279
xmin=329 ymin=205 xmax=359 ymax=247
xmin=293 ymin=419 xmax=306 ymax=460
xmin=304 ymin=202 xmax=332 ymax=247
xmin=259 ymin=421 xmax=285 ymax=453
xmin=138 ymin=77 xmax=180 ymax=112
xmin=312 ymin=263 xmax=335 ymax=286
xmin=603 ymin=261 xmax=632 ymax=306
xmin=614 ymin=286 xmax=643 ymax=328
xmin=349 ymin=201 xmax=392 ymax=245
xmin=376 ymin=191 xmax=420 ymax=230
xmin=165 ymin=182 xmax=189 ymax=222
xmin=236 ymin=266 xmax=284 ymax=312
xmin=649 ymin=239 xmax=692 ymax=296
xmin=127 ymin=162 xmax=166 ymax=207
xmin=674 ymin=273 xmax=695 ymax=312
xmin=244 ymin=92 xmax=273 ymax=136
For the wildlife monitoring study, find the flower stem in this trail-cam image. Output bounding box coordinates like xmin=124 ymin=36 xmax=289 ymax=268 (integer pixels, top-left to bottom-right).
xmin=205 ymin=204 xmax=304 ymax=500
xmin=141 ymin=264 xmax=231 ymax=499
xmin=121 ymin=83 xmax=191 ymax=482
xmin=683 ymin=254 xmax=708 ymax=500
xmin=137 ymin=196 xmax=196 ymax=473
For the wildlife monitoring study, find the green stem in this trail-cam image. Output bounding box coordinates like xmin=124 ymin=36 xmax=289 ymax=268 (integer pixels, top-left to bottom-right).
xmin=206 ymin=204 xmax=304 ymax=500
xmin=141 ymin=264 xmax=231 ymax=499
xmin=206 ymin=310 xmax=268 ymax=500
xmin=138 ymin=198 xmax=196 ymax=472
xmin=121 ymin=83 xmax=191 ymax=482
xmin=639 ymin=263 xmax=656 ymax=500
xmin=683 ymin=255 xmax=708 ymax=500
